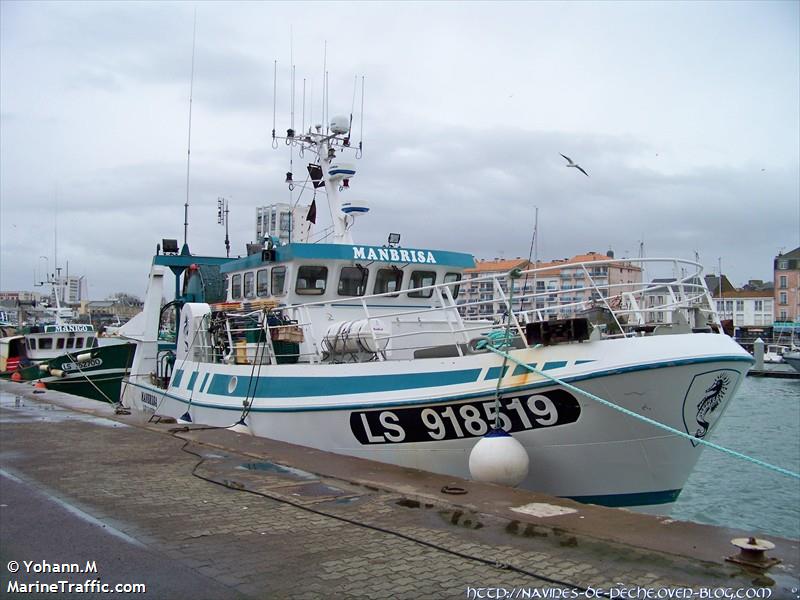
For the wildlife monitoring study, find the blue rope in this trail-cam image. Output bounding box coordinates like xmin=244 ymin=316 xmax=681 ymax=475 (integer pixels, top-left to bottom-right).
xmin=486 ymin=345 xmax=800 ymax=481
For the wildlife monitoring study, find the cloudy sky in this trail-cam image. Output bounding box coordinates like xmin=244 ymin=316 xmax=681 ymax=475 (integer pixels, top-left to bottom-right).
xmin=1 ymin=1 xmax=798 ymax=299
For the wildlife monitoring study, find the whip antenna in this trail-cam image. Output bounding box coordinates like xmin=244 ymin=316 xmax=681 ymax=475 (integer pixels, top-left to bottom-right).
xmin=271 ymin=60 xmax=278 ymax=148
xmin=183 ymin=9 xmax=197 ymax=248
xmin=357 ymin=76 xmax=365 ymax=158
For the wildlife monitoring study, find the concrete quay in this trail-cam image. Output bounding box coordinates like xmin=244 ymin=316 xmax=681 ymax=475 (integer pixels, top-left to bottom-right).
xmin=1 ymin=380 xmax=798 ymax=599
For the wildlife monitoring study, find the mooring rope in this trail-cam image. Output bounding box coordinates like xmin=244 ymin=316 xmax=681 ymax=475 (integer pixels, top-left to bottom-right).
xmin=485 ymin=344 xmax=800 ymax=481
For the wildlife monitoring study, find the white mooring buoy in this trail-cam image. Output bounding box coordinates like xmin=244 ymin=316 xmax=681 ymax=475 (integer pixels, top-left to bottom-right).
xmin=468 ymin=429 xmax=530 ymax=487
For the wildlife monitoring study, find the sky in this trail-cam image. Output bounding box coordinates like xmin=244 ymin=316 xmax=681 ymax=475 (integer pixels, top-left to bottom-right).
xmin=1 ymin=1 xmax=799 ymax=300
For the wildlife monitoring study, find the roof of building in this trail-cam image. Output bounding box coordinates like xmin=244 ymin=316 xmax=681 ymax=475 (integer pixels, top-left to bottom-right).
xmin=466 ymin=258 xmax=531 ymax=273
xmin=465 ymin=251 xmax=640 ymax=275
xmin=777 ymin=246 xmax=800 ymax=259
xmin=718 ymin=289 xmax=774 ymax=299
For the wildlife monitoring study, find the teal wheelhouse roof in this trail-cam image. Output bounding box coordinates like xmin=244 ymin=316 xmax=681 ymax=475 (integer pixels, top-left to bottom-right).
xmin=220 ymin=243 xmax=475 ymax=274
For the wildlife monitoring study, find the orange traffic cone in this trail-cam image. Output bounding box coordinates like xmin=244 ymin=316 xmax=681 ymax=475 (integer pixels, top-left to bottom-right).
xmin=11 ymin=371 xmax=22 ymax=382
xmin=34 ymin=380 xmax=47 ymax=389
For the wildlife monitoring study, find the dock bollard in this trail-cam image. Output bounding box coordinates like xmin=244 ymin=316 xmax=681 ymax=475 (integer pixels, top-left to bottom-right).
xmin=727 ymin=536 xmax=779 ymax=569
xmin=753 ymin=338 xmax=764 ymax=371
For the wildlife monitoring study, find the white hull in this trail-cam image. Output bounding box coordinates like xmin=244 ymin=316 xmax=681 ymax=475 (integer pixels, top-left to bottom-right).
xmin=125 ymin=332 xmax=751 ymax=509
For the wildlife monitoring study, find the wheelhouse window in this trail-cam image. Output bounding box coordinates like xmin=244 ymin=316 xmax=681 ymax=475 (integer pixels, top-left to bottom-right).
xmin=75 ymin=337 xmax=84 ymax=349
xmin=56 ymin=338 xmax=65 ymax=349
xmin=231 ymin=274 xmax=242 ymax=300
xmin=373 ymin=268 xmax=403 ymax=296
xmin=66 ymin=338 xmax=74 ymax=349
xmin=338 ymin=267 xmax=369 ymax=296
xmin=243 ymin=272 xmax=255 ymax=299
xmin=296 ymin=266 xmax=328 ymax=295
xmin=256 ymin=269 xmax=269 ymax=297
xmin=28 ymin=338 xmax=37 ymax=350
xmin=408 ymin=271 xmax=436 ymax=298
xmin=272 ymin=267 xmax=286 ymax=296
xmin=39 ymin=338 xmax=53 ymax=350
xmin=443 ymin=272 xmax=462 ymax=298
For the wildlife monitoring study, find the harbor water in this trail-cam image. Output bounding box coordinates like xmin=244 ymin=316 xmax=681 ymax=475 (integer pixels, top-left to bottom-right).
xmin=671 ymin=374 xmax=800 ymax=539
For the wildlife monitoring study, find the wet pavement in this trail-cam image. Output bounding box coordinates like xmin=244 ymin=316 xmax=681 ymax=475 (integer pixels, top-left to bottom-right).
xmin=1 ymin=380 xmax=797 ymax=599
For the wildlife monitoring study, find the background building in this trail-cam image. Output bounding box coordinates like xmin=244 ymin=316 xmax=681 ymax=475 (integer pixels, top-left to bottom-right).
xmin=459 ymin=251 xmax=642 ymax=320
xmin=255 ymin=203 xmax=313 ymax=245
xmin=774 ymin=247 xmax=799 ymax=324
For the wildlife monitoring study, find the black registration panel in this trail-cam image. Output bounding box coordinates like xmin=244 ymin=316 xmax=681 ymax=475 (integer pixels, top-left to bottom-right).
xmin=350 ymin=389 xmax=580 ymax=445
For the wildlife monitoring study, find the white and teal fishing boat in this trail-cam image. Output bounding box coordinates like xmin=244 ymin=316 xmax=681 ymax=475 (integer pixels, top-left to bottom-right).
xmin=122 ymin=117 xmax=753 ymax=511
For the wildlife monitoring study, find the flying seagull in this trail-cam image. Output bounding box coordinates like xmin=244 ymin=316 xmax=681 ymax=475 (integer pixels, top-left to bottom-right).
xmin=560 ymin=153 xmax=589 ymax=177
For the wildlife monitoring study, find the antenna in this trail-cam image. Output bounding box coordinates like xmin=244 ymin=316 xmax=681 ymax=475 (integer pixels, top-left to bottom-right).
xmin=357 ymin=76 xmax=365 ymax=158
xmin=183 ymin=9 xmax=197 ymax=250
xmin=271 ymin=60 xmax=278 ymax=148
xmin=522 ymin=206 xmax=538 ymax=306
xmin=322 ymin=40 xmax=327 ymax=132
xmin=217 ymin=197 xmax=230 ymax=257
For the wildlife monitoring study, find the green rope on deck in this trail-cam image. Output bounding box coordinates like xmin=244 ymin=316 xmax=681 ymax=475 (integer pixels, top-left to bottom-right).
xmin=485 ymin=344 xmax=800 ymax=481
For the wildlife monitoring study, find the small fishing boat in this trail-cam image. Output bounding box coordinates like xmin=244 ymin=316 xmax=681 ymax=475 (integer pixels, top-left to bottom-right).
xmin=1 ymin=322 xmax=136 ymax=404
xmin=120 ymin=113 xmax=753 ymax=512
xmin=782 ymin=349 xmax=800 ymax=373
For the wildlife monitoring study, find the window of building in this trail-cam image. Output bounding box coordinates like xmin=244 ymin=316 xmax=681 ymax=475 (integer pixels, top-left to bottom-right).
xmin=243 ymin=272 xmax=255 ymax=299
xmin=778 ymin=259 xmax=788 ymax=270
xmin=296 ymin=266 xmax=328 ymax=295
xmin=725 ymin=300 xmax=733 ymax=312
xmin=736 ymin=300 xmax=744 ymax=311
xmin=780 ymin=275 xmax=787 ymax=289
xmin=408 ymin=271 xmax=436 ymax=298
xmin=256 ymin=269 xmax=269 ymax=297
xmin=780 ymin=310 xmax=787 ymax=320
xmin=374 ymin=268 xmax=403 ymax=296
xmin=754 ymin=300 xmax=763 ymax=311
xmin=338 ymin=267 xmax=369 ymax=296
xmin=231 ymin=274 xmax=242 ymax=300
xmin=271 ymin=267 xmax=286 ymax=296
xmin=444 ymin=273 xmax=462 ymax=298
xmin=780 ymin=292 xmax=787 ymax=305
xmin=39 ymin=338 xmax=53 ymax=350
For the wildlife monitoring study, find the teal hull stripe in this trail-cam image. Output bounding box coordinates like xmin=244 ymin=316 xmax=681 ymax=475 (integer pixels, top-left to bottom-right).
xmin=199 ymin=372 xmax=210 ymax=393
xmin=567 ymin=488 xmax=681 ymax=507
xmin=575 ymin=360 xmax=596 ymax=365
xmin=512 ymin=362 xmax=537 ymax=376
xmin=484 ymin=366 xmax=510 ymax=380
xmin=207 ymin=368 xmax=483 ymax=398
xmin=187 ymin=371 xmax=198 ymax=391
xmin=131 ymin=354 xmax=752 ymax=414
xmin=543 ymin=361 xmax=568 ymax=370
xmin=172 ymin=369 xmax=184 ymax=387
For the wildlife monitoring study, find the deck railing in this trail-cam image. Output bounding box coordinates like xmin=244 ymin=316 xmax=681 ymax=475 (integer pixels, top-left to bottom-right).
xmin=196 ymin=258 xmax=720 ymax=365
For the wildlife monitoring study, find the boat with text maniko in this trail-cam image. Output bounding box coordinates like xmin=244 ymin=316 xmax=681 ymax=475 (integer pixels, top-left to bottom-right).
xmin=122 ymin=117 xmax=752 ymax=511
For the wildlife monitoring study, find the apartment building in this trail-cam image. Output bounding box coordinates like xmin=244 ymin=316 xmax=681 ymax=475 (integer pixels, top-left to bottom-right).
xmin=459 ymin=251 xmax=642 ymax=319
xmin=255 ymin=203 xmax=313 ymax=246
xmin=774 ymin=246 xmax=800 ymax=323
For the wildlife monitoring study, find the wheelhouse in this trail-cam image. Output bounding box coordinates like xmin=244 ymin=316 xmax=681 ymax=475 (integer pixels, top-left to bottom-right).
xmin=220 ymin=243 xmax=474 ymax=307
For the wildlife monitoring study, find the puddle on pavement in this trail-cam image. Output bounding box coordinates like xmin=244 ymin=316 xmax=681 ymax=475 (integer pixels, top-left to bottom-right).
xmin=237 ymin=461 xmax=317 ymax=480
xmin=0 ymin=391 xmax=127 ymax=429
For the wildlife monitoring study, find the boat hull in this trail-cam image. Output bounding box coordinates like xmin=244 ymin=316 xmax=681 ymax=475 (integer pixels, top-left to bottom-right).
xmin=23 ymin=343 xmax=136 ymax=403
xmin=125 ymin=333 xmax=752 ymax=510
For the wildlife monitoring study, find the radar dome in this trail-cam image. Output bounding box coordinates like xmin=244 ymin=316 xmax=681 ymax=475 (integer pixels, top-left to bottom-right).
xmin=330 ymin=116 xmax=350 ymax=134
